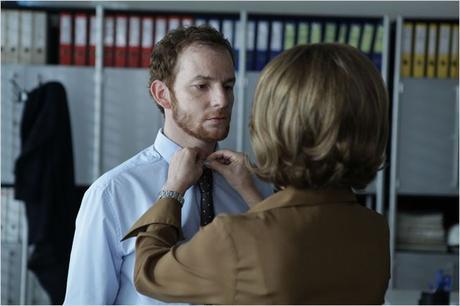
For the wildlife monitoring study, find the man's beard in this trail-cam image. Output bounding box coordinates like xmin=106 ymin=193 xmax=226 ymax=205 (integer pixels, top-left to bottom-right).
xmin=171 ymin=93 xmax=231 ymax=143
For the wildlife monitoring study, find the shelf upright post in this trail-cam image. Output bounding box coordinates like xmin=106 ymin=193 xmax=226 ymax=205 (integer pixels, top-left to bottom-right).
xmin=375 ymin=15 xmax=391 ymax=215
xmin=93 ymin=4 xmax=104 ymax=181
xmin=388 ymin=16 xmax=404 ymax=289
xmin=19 ymin=203 xmax=28 ymax=304
xmin=452 ymin=85 xmax=459 ymax=189
xmin=236 ymin=10 xmax=247 ymax=152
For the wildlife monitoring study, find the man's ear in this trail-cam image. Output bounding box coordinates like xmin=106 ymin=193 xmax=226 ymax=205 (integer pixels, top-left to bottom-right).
xmin=150 ymin=80 xmax=172 ymax=110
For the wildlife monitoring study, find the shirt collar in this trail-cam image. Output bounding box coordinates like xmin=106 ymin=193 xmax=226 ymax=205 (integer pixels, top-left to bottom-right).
xmin=249 ymin=186 xmax=358 ymax=213
xmin=153 ymin=129 xmax=182 ymax=164
xmin=153 ymin=129 xmax=220 ymax=164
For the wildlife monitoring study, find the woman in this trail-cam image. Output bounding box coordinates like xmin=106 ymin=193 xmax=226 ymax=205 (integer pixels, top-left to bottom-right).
xmin=123 ymin=43 xmax=390 ymax=304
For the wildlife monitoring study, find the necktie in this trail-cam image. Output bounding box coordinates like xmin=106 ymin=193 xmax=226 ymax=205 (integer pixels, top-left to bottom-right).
xmin=198 ymin=168 xmax=214 ymax=226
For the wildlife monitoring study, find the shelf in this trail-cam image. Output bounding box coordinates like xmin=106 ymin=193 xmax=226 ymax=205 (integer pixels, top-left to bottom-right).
xmin=393 ymin=251 xmax=458 ymax=290
xmin=12 ymin=1 xmax=459 ymax=20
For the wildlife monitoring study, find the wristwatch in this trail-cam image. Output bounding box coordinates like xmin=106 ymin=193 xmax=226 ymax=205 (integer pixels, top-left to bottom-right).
xmin=158 ymin=190 xmax=184 ymax=207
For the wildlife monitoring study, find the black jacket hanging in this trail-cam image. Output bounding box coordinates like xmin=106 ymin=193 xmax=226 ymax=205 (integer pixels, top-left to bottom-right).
xmin=14 ymin=81 xmax=79 ymax=304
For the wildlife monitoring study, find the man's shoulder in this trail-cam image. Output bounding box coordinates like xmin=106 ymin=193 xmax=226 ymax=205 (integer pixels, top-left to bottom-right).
xmin=88 ymin=145 xmax=164 ymax=194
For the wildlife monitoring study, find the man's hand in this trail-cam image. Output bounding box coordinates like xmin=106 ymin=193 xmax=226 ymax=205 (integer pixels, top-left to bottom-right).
xmin=206 ymin=150 xmax=263 ymax=207
xmin=164 ymin=148 xmax=204 ymax=194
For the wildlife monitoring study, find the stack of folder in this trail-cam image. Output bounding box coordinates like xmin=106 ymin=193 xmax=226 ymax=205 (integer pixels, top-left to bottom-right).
xmin=401 ymin=20 xmax=458 ymax=79
xmin=3 ymin=9 xmax=392 ymax=72
xmin=397 ymin=210 xmax=447 ymax=252
xmin=242 ymin=16 xmax=386 ymax=72
xmin=58 ymin=12 xmax=238 ymax=68
xmin=1 ymin=9 xmax=47 ymax=64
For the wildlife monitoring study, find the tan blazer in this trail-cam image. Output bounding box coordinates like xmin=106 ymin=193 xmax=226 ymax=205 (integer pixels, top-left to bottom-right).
xmin=123 ymin=187 xmax=390 ymax=304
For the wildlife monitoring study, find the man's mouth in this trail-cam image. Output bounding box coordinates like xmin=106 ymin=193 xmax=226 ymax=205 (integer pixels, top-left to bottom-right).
xmin=207 ymin=114 xmax=229 ymax=121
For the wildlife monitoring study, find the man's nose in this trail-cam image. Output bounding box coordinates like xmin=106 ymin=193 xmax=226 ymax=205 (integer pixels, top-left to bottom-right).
xmin=211 ymin=86 xmax=231 ymax=108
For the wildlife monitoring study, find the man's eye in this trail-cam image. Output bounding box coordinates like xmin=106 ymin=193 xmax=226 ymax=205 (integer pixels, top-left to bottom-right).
xmin=194 ymin=84 xmax=208 ymax=90
xmin=225 ymin=85 xmax=234 ymax=91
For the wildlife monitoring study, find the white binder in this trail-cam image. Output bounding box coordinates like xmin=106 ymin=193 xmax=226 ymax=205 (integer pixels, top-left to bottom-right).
xmin=5 ymin=10 xmax=20 ymax=63
xmin=19 ymin=11 xmax=33 ymax=64
xmin=1 ymin=10 xmax=8 ymax=63
xmin=32 ymin=11 xmax=47 ymax=64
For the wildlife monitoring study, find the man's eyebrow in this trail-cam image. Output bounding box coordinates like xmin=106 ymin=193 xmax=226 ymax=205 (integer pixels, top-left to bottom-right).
xmin=191 ymin=75 xmax=236 ymax=83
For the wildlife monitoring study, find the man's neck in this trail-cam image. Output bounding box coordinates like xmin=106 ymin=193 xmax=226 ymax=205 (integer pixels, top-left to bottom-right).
xmin=163 ymin=119 xmax=216 ymax=160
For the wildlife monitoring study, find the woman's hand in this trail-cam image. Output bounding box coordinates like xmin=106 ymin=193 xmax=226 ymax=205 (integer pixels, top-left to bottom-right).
xmin=206 ymin=150 xmax=263 ymax=207
xmin=206 ymin=150 xmax=250 ymax=191
xmin=164 ymin=147 xmax=204 ymax=194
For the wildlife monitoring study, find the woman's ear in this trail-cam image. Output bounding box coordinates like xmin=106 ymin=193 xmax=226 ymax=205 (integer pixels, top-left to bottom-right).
xmin=150 ymin=80 xmax=172 ymax=110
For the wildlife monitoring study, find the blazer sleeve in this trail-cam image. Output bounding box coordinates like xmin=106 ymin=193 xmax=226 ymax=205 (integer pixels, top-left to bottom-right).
xmin=123 ymin=198 xmax=237 ymax=304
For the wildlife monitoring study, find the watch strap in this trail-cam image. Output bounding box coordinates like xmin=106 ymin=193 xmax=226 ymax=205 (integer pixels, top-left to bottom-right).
xmin=158 ymin=190 xmax=184 ymax=206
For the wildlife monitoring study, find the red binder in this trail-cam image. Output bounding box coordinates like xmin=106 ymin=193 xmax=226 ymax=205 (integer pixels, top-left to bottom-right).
xmin=128 ymin=15 xmax=141 ymax=67
xmin=141 ymin=16 xmax=153 ymax=67
xmin=88 ymin=15 xmax=96 ymax=66
xmin=104 ymin=15 xmax=115 ymax=66
xmin=59 ymin=12 xmax=73 ymax=65
xmin=115 ymin=15 xmax=128 ymax=67
xmin=73 ymin=13 xmax=88 ymax=66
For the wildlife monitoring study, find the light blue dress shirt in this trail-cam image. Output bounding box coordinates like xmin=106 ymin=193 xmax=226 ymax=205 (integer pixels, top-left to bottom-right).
xmin=64 ymin=129 xmax=272 ymax=305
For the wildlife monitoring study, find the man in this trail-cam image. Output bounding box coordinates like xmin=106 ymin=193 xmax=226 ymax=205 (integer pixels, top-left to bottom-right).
xmin=64 ymin=26 xmax=271 ymax=304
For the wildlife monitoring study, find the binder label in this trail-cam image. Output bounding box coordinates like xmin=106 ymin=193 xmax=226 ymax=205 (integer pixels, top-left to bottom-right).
xmin=104 ymin=17 xmax=114 ymax=46
xmin=142 ymin=18 xmax=153 ymax=48
xmin=222 ymin=20 xmax=234 ymax=46
xmin=284 ymin=22 xmax=296 ymax=50
xmin=75 ymin=15 xmax=87 ymax=47
xmin=271 ymin=21 xmax=283 ymax=52
xmin=116 ymin=16 xmax=127 ymax=47
xmin=361 ymin=23 xmax=374 ymax=54
xmin=129 ymin=17 xmax=141 ymax=46
xmin=311 ymin=22 xmax=322 ymax=44
xmin=155 ymin=18 xmax=167 ymax=44
xmin=297 ymin=22 xmax=309 ymax=45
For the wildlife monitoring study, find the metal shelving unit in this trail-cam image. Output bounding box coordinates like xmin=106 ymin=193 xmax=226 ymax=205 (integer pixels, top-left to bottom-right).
xmin=3 ymin=2 xmax=457 ymax=304
xmin=388 ymin=16 xmax=459 ymax=289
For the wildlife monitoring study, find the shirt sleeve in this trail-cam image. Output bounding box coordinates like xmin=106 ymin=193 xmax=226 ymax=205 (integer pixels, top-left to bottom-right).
xmin=64 ymin=186 xmax=122 ymax=305
xmin=123 ymin=198 xmax=236 ymax=304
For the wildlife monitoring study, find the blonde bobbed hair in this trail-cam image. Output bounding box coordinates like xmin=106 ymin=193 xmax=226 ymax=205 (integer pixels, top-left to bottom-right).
xmin=249 ymin=43 xmax=389 ymax=190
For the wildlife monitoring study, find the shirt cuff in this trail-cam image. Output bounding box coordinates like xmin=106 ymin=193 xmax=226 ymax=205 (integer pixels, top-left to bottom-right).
xmin=121 ymin=198 xmax=182 ymax=241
